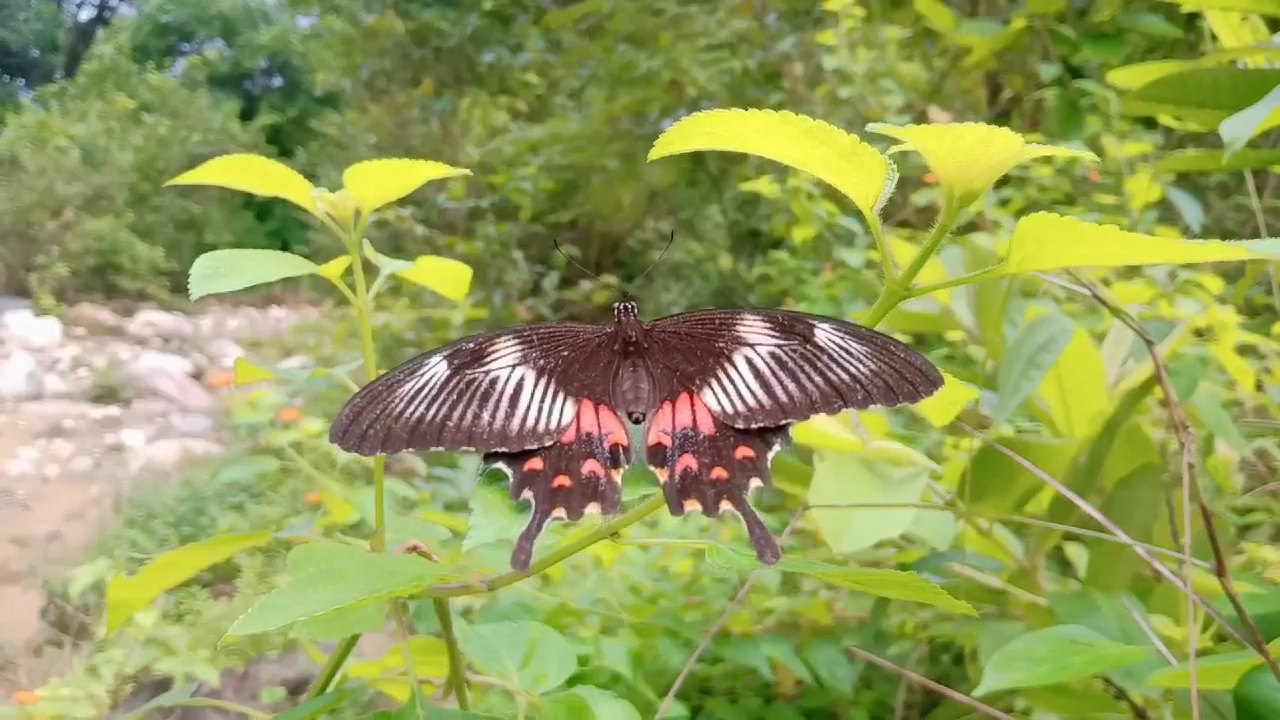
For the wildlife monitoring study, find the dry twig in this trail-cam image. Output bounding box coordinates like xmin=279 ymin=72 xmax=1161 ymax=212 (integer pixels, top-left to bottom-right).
xmin=846 ymin=645 xmax=1017 ymax=720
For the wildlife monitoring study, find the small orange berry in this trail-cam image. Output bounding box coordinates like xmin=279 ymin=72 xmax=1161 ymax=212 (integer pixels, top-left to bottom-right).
xmin=922 ymin=172 xmax=937 ymax=186
xmin=206 ymin=369 xmax=237 ymax=390
xmin=1087 ymin=168 xmax=1102 ymax=184
xmin=276 ymin=406 xmax=302 ymax=424
xmin=12 ymin=690 xmax=39 ymax=705
xmin=304 ymin=490 xmax=324 ymax=505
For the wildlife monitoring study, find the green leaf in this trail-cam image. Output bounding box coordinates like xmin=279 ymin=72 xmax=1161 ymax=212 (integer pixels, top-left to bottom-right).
xmin=804 ymin=639 xmax=857 ymax=697
xmin=708 ymin=545 xmax=976 ymax=615
xmin=1145 ymin=638 xmax=1280 ymax=690
xmin=1036 ymin=322 xmax=1108 ymax=438
xmin=464 ymin=482 xmax=528 ymax=554
xmin=973 ymin=624 xmax=1155 ymax=696
xmin=395 ymin=255 xmax=475 ymax=302
xmin=455 ymin=620 xmax=578 ymax=694
xmin=341 ymin=158 xmax=471 ymax=213
xmin=188 ymin=248 xmax=320 ymax=301
xmin=1235 ymin=664 xmax=1280 ymax=720
xmin=648 ymin=109 xmax=894 ymax=230
xmin=225 ymin=543 xmax=444 ymax=637
xmin=997 ymin=313 xmax=1075 ymax=422
xmin=992 ymin=213 xmax=1280 ymax=276
xmin=913 ymin=0 xmax=958 ymax=33
xmin=792 ymin=413 xmax=865 ymax=452
xmin=316 ymin=256 xmax=354 ymax=283
xmin=807 ymin=450 xmax=930 ymax=554
xmin=1173 ymin=0 xmax=1280 ymax=17
xmin=165 ymin=153 xmax=320 ymax=216
xmin=1121 ymin=68 xmax=1280 ymax=128
xmin=106 ymin=531 xmax=272 ymax=636
xmin=547 ymin=686 xmax=642 ymax=720
xmin=1220 ymin=82 xmax=1280 ymax=154
xmin=915 ymin=370 xmax=980 ymax=427
xmin=271 ymin=690 xmax=358 ymax=720
xmin=865 ymin=122 xmax=1096 ymax=209
xmin=1158 ymin=147 xmax=1280 ymax=173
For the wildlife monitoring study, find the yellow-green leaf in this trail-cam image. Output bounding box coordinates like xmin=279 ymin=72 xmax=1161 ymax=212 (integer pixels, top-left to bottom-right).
xmin=316 ymin=256 xmax=353 ymax=283
xmin=165 ymin=153 xmax=319 ymax=216
xmin=106 ymin=532 xmax=273 ymax=635
xmin=915 ymin=371 xmax=980 ymax=427
xmin=808 ymin=449 xmax=930 ymax=553
xmin=395 ymin=254 xmax=474 ymax=302
xmin=1038 ymin=324 xmax=1109 ymax=438
xmin=865 ymin=122 xmax=1097 ymax=208
xmin=994 ymin=212 xmax=1280 ymax=276
xmin=649 ymin=109 xmax=894 ymax=229
xmin=341 ymin=158 xmax=471 ymax=213
xmin=188 ymin=248 xmax=320 ymax=300
xmin=793 ymin=413 xmax=866 ymax=452
xmin=1144 ymin=639 xmax=1280 ymax=690
xmin=233 ymin=357 xmax=277 ymax=386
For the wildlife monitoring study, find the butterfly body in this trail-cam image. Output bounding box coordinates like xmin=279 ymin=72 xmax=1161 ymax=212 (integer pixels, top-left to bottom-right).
xmin=330 ymin=300 xmax=943 ymax=570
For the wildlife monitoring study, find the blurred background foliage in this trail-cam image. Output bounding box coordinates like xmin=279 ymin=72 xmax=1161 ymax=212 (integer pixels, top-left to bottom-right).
xmin=4 ymin=0 xmax=1280 ymax=718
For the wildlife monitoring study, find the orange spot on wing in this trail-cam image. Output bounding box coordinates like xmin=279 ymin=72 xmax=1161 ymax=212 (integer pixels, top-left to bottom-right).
xmin=522 ymin=456 xmax=545 ymax=472
xmin=580 ymin=458 xmax=605 ymax=477
xmin=710 ymin=466 xmax=730 ymax=481
xmin=675 ymin=452 xmax=699 ymax=476
xmin=646 ymin=400 xmax=674 ymax=448
xmin=690 ymin=393 xmax=716 ymax=435
xmin=551 ymin=474 xmax=573 ymax=488
xmin=734 ymin=445 xmax=757 ymax=461
xmin=559 ymin=422 xmax=577 ymax=444
xmin=673 ymin=392 xmax=695 ymax=431
xmin=596 ymin=403 xmax=630 ymax=448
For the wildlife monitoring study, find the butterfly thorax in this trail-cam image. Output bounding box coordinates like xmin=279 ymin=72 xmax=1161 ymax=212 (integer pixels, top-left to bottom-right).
xmin=611 ymin=300 xmax=654 ymax=423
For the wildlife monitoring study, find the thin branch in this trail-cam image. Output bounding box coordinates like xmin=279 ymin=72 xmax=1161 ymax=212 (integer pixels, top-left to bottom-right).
xmin=1122 ymin=596 xmax=1178 ymax=665
xmin=1101 ymin=676 xmax=1153 ymax=720
xmin=1072 ymin=273 xmax=1280 ymax=686
xmin=654 ymin=510 xmax=806 ymax=719
xmin=845 ymin=645 xmax=1017 ymax=720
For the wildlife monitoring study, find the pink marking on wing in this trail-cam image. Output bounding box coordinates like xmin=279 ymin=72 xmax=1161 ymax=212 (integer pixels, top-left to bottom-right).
xmin=646 ymin=401 xmax=674 ymax=448
xmin=690 ymin=393 xmax=716 ymax=435
xmin=596 ymin=403 xmax=630 ymax=448
xmin=673 ymin=392 xmax=695 ymax=431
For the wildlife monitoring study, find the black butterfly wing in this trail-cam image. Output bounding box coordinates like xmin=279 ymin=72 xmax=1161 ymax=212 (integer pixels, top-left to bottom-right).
xmin=639 ymin=308 xmax=943 ymax=563
xmin=328 ymin=321 xmax=632 ymax=571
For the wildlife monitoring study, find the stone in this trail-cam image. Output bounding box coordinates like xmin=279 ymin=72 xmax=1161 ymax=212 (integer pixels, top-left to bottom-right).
xmin=203 ymin=337 xmax=246 ymax=369
xmin=126 ymin=309 xmax=194 ymax=341
xmin=62 ymin=302 xmax=126 ymax=336
xmin=126 ymin=437 xmax=225 ymax=475
xmin=126 ymin=362 xmax=215 ymax=411
xmin=1 ymin=310 xmax=64 ymax=350
xmin=136 ymin=349 xmax=198 ymax=378
xmin=0 ymin=350 xmax=44 ymax=401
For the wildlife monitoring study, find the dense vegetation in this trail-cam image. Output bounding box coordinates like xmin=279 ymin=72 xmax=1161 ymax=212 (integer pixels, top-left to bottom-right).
xmin=4 ymin=1 xmax=1280 ymax=718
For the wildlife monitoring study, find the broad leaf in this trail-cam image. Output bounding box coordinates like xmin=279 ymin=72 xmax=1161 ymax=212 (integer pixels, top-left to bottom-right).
xmin=997 ymin=313 xmax=1075 ymax=423
xmin=1220 ymin=81 xmax=1280 ymax=154
xmin=1234 ymin=663 xmax=1280 ymax=720
xmin=648 ymin=109 xmax=894 ymax=230
xmin=1172 ymin=0 xmax=1280 ymax=18
xmin=346 ymin=636 xmax=451 ymax=683
xmin=225 ymin=543 xmax=445 ymax=637
xmin=1037 ymin=323 xmax=1108 ymax=438
xmin=1121 ymin=68 xmax=1280 ymax=129
xmin=165 ymin=153 xmax=319 ymax=216
xmin=1145 ymin=638 xmax=1280 ymax=690
xmin=992 ymin=212 xmax=1280 ymax=276
xmin=1157 ymin=147 xmax=1280 ymax=173
xmin=1106 ymin=46 xmax=1280 ymax=90
xmin=188 ymin=248 xmax=320 ymax=301
xmin=396 ymin=255 xmax=475 ymax=302
xmin=455 ymin=620 xmax=578 ymax=694
xmin=342 ymin=159 xmax=471 ymax=213
xmin=974 ymin=624 xmax=1155 ymax=695
xmin=546 ymin=686 xmax=642 ymax=720
xmin=316 ymin=256 xmax=354 ymax=283
xmin=792 ymin=413 xmax=865 ymax=452
xmin=708 ymin=545 xmax=976 ymax=615
xmin=808 ymin=450 xmax=930 ymax=554
xmin=865 ymin=122 xmax=1096 ymax=208
xmin=107 ymin=532 xmax=272 ymax=636
xmin=914 ymin=371 xmax=980 ymax=427
xmin=233 ymin=357 xmax=277 ymax=386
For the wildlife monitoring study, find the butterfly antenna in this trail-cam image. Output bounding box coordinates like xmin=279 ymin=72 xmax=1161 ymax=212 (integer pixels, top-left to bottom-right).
xmin=553 ymin=237 xmax=605 ymax=284
xmin=629 ymin=229 xmax=676 ymax=291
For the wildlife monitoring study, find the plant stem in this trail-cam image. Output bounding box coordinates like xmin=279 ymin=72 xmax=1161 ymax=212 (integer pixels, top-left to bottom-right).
xmin=864 ymin=199 xmax=961 ymax=326
xmin=346 ymin=236 xmax=387 ymax=552
xmin=434 ymin=595 xmax=471 ymax=709
xmin=306 ymin=634 xmax=360 ymax=699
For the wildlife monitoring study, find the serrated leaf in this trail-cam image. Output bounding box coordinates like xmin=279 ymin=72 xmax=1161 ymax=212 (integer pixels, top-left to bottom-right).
xmin=342 ymin=159 xmax=471 ymax=213
xmin=865 ymin=122 xmax=1096 ymax=208
xmin=974 ymin=624 xmax=1155 ymax=695
xmin=997 ymin=313 xmax=1075 ymax=423
xmin=808 ymin=450 xmax=930 ymax=554
xmin=166 ymin=153 xmax=319 ymax=216
xmin=395 ymin=255 xmax=474 ymax=302
xmin=107 ymin=532 xmax=272 ymax=636
xmin=992 ymin=213 xmax=1280 ymax=275
xmin=188 ymin=248 xmax=320 ymax=301
xmin=455 ymin=621 xmax=577 ymax=694
xmin=914 ymin=370 xmax=980 ymax=427
xmin=226 ymin=544 xmax=444 ymax=637
xmin=233 ymin=356 xmax=277 ymax=386
xmin=648 ymin=109 xmax=894 ymax=229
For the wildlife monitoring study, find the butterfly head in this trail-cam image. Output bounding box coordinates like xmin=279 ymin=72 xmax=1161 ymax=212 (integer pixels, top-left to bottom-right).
xmin=613 ymin=300 xmax=640 ymax=323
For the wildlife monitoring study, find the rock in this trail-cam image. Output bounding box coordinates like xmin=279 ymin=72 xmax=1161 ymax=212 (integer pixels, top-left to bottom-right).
xmin=126 ymin=362 xmax=215 ymax=411
xmin=126 ymin=438 xmax=225 ymax=475
xmin=63 ymin=302 xmax=126 ymax=336
xmin=0 ymin=350 xmax=44 ymax=401
xmin=136 ymin=349 xmax=198 ymax=378
xmin=1 ymin=310 xmax=64 ymax=350
xmin=203 ymin=338 xmax=246 ymax=369
xmin=126 ymin=309 xmax=194 ymax=341
xmin=169 ymin=412 xmax=217 ymax=437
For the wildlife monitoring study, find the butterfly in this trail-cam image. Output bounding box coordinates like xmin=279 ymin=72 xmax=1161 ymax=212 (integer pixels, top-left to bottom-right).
xmin=329 ymin=301 xmax=943 ymax=571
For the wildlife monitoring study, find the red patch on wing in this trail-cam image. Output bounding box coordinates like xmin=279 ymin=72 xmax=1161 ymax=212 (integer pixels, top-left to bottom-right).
xmin=646 ymin=400 xmax=674 ymax=448
xmin=580 ymin=458 xmax=605 ymax=477
xmin=675 ymin=452 xmax=699 ymax=476
xmin=522 ymin=456 xmax=545 ymax=472
xmin=733 ymin=445 xmax=756 ymax=461
xmin=551 ymin=474 xmax=573 ymax=489
xmin=596 ymin=403 xmax=630 ymax=448
xmin=710 ymin=466 xmax=730 ymax=481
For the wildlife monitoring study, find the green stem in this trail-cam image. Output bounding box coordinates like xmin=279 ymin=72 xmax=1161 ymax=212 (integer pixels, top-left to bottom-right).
xmin=434 ymin=595 xmax=471 ymax=709
xmin=421 ymin=493 xmax=667 ymax=599
xmin=904 ymin=266 xmax=1002 ymax=299
xmin=864 ymin=198 xmax=961 ymax=327
xmin=346 ymin=234 xmax=387 ymax=552
xmin=306 ymin=634 xmax=359 ymax=699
